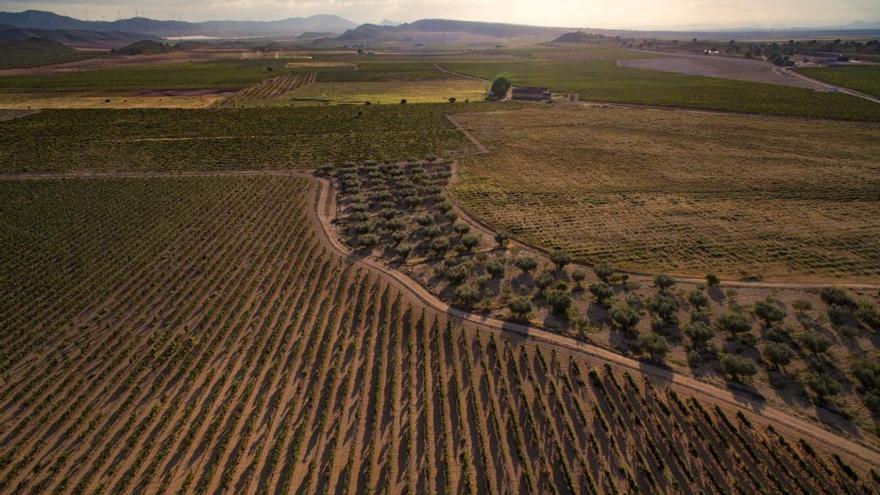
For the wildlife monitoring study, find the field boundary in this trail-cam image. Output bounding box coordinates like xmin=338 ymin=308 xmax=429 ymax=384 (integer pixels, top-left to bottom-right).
xmin=445 ymin=114 xmax=489 ymax=154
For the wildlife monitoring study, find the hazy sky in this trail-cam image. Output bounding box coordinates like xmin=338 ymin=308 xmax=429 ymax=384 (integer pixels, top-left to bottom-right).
xmin=1 ymin=0 xmax=878 ymax=29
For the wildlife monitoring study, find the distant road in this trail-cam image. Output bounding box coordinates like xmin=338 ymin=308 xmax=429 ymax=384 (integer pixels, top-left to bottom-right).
xmin=778 ymin=67 xmax=880 ymax=104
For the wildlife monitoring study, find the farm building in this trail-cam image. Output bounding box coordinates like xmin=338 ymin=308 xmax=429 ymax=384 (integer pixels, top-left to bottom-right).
xmin=511 ymin=86 xmax=551 ymax=101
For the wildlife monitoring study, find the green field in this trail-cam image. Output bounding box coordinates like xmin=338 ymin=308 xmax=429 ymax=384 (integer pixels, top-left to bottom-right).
xmin=0 ymin=102 xmax=511 ymax=172
xmin=0 ymin=58 xmax=295 ymax=91
xmin=442 ymin=59 xmax=880 ymax=121
xmin=797 ymin=65 xmax=880 ymax=98
xmin=315 ymin=61 xmax=455 ymax=82
xmin=0 ymin=39 xmax=96 ymax=70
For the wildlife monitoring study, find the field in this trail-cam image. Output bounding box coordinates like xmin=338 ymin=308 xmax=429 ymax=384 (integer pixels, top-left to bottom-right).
xmin=619 ymin=51 xmax=823 ymax=89
xmin=283 ymin=79 xmax=487 ymax=104
xmin=0 ymin=91 xmax=226 ymax=109
xmin=323 ymin=158 xmax=880 ymax=439
xmin=1 ymin=174 xmax=877 ymax=494
xmin=441 ymin=58 xmax=880 ymax=121
xmin=797 ymin=65 xmax=880 ymax=98
xmin=0 ymin=103 xmax=509 ymax=172
xmin=449 ymin=105 xmax=880 ymax=282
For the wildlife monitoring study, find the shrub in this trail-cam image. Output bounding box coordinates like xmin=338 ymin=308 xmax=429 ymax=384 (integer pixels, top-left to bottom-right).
xmin=819 ymin=287 xmax=856 ymax=307
xmin=395 ymin=243 xmax=413 ymax=258
xmin=535 ymin=272 xmax=556 ymax=292
xmin=415 ymin=213 xmax=433 ymax=226
xmin=508 ymin=297 xmax=532 ymax=319
xmin=453 ymin=284 xmax=480 ymax=307
xmin=856 ymin=300 xmax=880 ymax=330
xmin=348 ymin=202 xmax=369 ymax=213
xmin=422 ymin=225 xmax=441 ymax=239
xmin=705 ymin=273 xmax=720 ymax=287
xmin=639 ymin=333 xmax=670 ymax=361
xmin=550 ymin=248 xmax=571 ymax=271
xmin=610 ymin=306 xmax=640 ymax=333
xmin=792 ymin=299 xmax=813 ymax=312
xmin=653 ymin=274 xmax=676 ymax=290
xmin=687 ymin=289 xmax=709 ymax=309
xmin=513 ymin=256 xmax=538 ymax=274
xmin=593 ymin=264 xmax=614 ymax=282
xmin=720 ymin=354 xmax=758 ymax=381
xmin=460 ymin=234 xmax=479 ymax=252
xmin=356 ymin=233 xmax=379 ymax=248
xmin=453 ymin=222 xmax=471 ymax=236
xmin=850 ymin=357 xmax=880 ymax=390
xmin=685 ymin=321 xmax=714 ymax=348
xmin=571 ymin=270 xmax=586 ymax=290
xmin=797 ymin=332 xmax=831 ymax=355
xmin=827 ymin=304 xmax=851 ymax=324
xmin=762 ymin=343 xmax=793 ymax=369
xmin=430 ymin=237 xmax=450 ymax=256
xmin=545 ymin=289 xmax=572 ymax=315
xmin=648 ymin=293 xmax=680 ymax=324
xmin=802 ymin=372 xmax=840 ymax=402
xmin=445 ymin=265 xmax=470 ymax=285
xmin=717 ymin=312 xmax=752 ymax=336
xmin=590 ymin=282 xmax=614 ymax=306
xmin=494 ymin=231 xmax=509 ymax=248
xmin=754 ymin=299 xmax=786 ymax=325
xmin=485 ymin=259 xmax=505 ymax=279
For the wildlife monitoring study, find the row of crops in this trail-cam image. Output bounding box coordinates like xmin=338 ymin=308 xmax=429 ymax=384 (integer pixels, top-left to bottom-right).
xmin=0 ymin=102 xmax=516 ymax=173
xmin=214 ymin=72 xmax=317 ymax=108
xmin=1 ymin=174 xmax=875 ymax=493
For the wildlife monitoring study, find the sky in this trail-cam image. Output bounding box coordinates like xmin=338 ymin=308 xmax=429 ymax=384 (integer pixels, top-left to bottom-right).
xmin=1 ymin=0 xmax=879 ymax=29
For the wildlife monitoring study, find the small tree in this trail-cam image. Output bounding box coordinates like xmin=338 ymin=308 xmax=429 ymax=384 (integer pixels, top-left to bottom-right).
xmin=448 ymin=97 xmax=457 ymax=103
xmin=720 ymin=354 xmax=758 ymax=382
xmin=445 ymin=265 xmax=470 ymax=285
xmin=754 ymin=299 xmax=786 ymax=326
xmin=802 ymin=372 xmax=840 ymax=403
xmin=686 ymin=321 xmax=714 ymax=348
xmin=489 ymin=76 xmax=512 ymax=100
xmin=454 ymin=284 xmax=480 ymax=308
xmin=494 ymin=231 xmax=509 ymax=249
xmin=705 ymin=273 xmax=721 ymax=287
xmin=687 ymin=289 xmax=709 ymax=309
xmin=639 ymin=333 xmax=670 ymax=361
xmin=717 ymin=312 xmax=752 ymax=337
xmin=535 ymin=272 xmax=556 ymax=293
xmin=648 ymin=293 xmax=680 ymax=324
xmin=513 ymin=256 xmax=537 ymax=275
xmin=453 ymin=222 xmax=471 ymax=236
xmin=508 ymin=297 xmax=532 ymax=320
xmin=820 ymin=287 xmax=855 ymax=307
xmin=590 ymin=282 xmax=613 ymax=306
xmin=545 ymin=289 xmax=573 ymax=315
xmin=654 ymin=274 xmax=676 ymax=291
xmin=610 ymin=306 xmax=640 ymax=334
xmin=461 ymin=234 xmax=479 ymax=252
xmin=762 ymin=343 xmax=793 ymax=370
xmin=797 ymin=332 xmax=831 ymax=355
xmin=430 ymin=236 xmax=450 ymax=256
xmin=571 ymin=270 xmax=586 ymax=290
xmin=550 ymin=248 xmax=571 ymax=271
xmin=593 ymin=264 xmax=614 ymax=283
xmin=485 ymin=259 xmax=505 ymax=279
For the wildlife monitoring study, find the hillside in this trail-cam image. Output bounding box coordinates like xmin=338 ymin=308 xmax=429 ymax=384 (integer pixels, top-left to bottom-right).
xmin=0 ymin=10 xmax=356 ymax=37
xmin=554 ymin=30 xmax=607 ymax=43
xmin=0 ymin=25 xmax=153 ymax=48
xmin=0 ymin=37 xmax=95 ymax=69
xmin=337 ymin=18 xmax=570 ymax=42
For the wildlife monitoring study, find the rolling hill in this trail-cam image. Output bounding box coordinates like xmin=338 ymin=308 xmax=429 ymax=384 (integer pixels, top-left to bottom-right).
xmin=0 ymin=10 xmax=356 ymax=37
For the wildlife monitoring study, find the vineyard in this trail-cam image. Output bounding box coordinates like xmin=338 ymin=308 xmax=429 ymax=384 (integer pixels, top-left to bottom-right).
xmin=214 ymin=72 xmax=317 ymax=107
xmin=449 ymin=104 xmax=880 ymax=282
xmin=1 ymin=173 xmax=877 ymax=494
xmin=0 ymin=103 xmax=516 ymax=173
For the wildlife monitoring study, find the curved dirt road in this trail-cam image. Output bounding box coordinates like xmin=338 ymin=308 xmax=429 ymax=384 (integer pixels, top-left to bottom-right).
xmin=308 ymin=174 xmax=880 ymax=471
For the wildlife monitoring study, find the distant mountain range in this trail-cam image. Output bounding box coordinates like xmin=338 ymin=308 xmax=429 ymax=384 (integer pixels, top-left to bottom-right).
xmin=337 ymin=18 xmax=570 ymax=42
xmin=0 ymin=10 xmax=357 ymax=37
